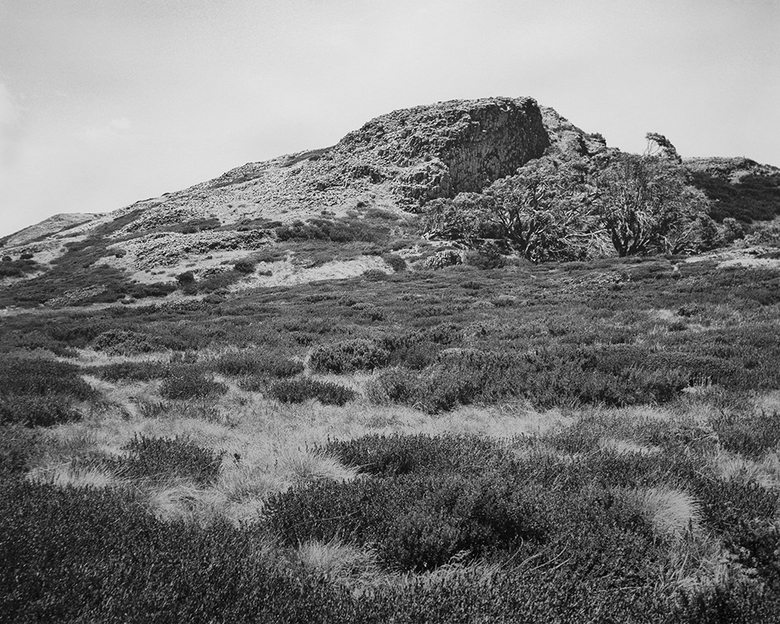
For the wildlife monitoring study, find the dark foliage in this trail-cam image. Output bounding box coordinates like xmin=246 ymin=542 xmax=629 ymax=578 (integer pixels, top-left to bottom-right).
xmin=0 ymin=357 xmax=95 ymax=427
xmin=0 ymin=257 xmax=38 ymax=278
xmin=85 ymin=360 xmax=169 ymax=382
xmin=711 ymin=410 xmax=780 ymax=459
xmin=275 ymin=217 xmax=389 ymax=245
xmin=91 ymin=329 xmax=157 ymax=356
xmin=690 ymin=170 xmax=780 ymax=223
xmin=267 ymin=378 xmax=356 ymax=406
xmin=159 ymin=367 xmax=228 ymax=400
xmin=95 ymin=435 xmax=224 ymax=485
xmin=309 ymin=339 xmax=390 ymax=374
xmin=213 ymin=351 xmax=303 ymax=379
xmin=368 ymin=346 xmax=691 ymax=413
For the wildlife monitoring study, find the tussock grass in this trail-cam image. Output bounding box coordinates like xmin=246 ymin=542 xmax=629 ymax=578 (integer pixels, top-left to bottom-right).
xmin=599 ymin=438 xmax=662 ymax=455
xmin=627 ymin=486 xmax=702 ymax=540
xmin=709 ymin=449 xmax=780 ymax=488
xmin=296 ymin=539 xmax=379 ymax=581
xmin=146 ymin=482 xmax=224 ymax=524
xmin=26 ymin=464 xmax=119 ymax=489
xmin=277 ymin=447 xmax=359 ymax=485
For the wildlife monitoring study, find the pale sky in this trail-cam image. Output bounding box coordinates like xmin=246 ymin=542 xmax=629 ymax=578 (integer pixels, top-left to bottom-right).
xmin=1 ymin=0 xmax=778 ymax=237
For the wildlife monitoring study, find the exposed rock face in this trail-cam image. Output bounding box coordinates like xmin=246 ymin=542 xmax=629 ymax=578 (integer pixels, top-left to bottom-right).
xmin=335 ymin=97 xmax=550 ymax=202
xmin=540 ymin=106 xmax=608 ymax=158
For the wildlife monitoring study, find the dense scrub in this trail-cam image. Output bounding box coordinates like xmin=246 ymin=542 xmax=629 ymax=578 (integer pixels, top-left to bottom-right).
xmin=0 ymin=357 xmax=96 ymax=427
xmin=5 ymin=426 xmax=776 ymax=622
xmin=267 ymin=378 xmax=356 ymax=406
xmin=2 ymin=242 xmax=780 ymax=621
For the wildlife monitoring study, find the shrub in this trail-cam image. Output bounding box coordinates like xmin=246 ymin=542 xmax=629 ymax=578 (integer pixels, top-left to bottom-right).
xmin=91 ymin=329 xmax=156 ymax=356
xmin=267 ymin=378 xmax=356 ymax=406
xmin=382 ymin=253 xmax=407 ymax=272
xmin=176 ymin=271 xmax=195 ymax=286
xmin=0 ymin=424 xmax=41 ymax=475
xmin=159 ymin=367 xmax=227 ymax=400
xmin=711 ymin=410 xmax=780 ymax=460
xmin=366 ymin=367 xmax=423 ymax=407
xmin=321 ymin=433 xmax=509 ymax=477
xmin=213 ymin=350 xmax=303 ymax=379
xmin=368 ymin=346 xmax=691 ymax=413
xmin=0 ymin=357 xmax=95 ymax=400
xmin=96 ymin=435 xmax=224 ymax=485
xmin=85 ymin=361 xmax=169 ymax=382
xmin=275 ymin=217 xmax=388 ymax=244
xmin=362 ymin=268 xmax=387 ymax=281
xmin=263 ymin=472 xmax=547 ymax=572
xmin=464 ymin=245 xmax=505 ymax=269
xmin=196 ymin=270 xmax=243 ymax=293
xmin=0 ymin=481 xmax=358 ymax=623
xmin=0 ymin=356 xmax=95 ymax=427
xmin=0 ymin=394 xmax=82 ymax=427
xmin=233 ymin=259 xmax=256 ymax=274
xmin=309 ymin=340 xmax=390 ymax=374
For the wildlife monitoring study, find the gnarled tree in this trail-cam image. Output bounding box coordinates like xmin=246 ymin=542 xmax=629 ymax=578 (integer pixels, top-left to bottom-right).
xmin=424 ymin=157 xmax=596 ymax=262
xmin=595 ymin=153 xmax=709 ymax=256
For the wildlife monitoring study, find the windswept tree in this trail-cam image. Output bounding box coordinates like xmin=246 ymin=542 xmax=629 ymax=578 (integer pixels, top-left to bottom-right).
xmin=594 ymin=153 xmax=709 ymax=257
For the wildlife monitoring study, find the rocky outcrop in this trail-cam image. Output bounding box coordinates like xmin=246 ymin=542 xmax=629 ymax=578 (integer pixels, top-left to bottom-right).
xmin=335 ymin=97 xmax=550 ymax=202
xmin=540 ymin=106 xmax=608 ymax=158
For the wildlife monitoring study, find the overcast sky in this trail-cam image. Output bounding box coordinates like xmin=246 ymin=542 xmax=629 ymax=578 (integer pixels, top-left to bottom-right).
xmin=1 ymin=0 xmax=778 ymax=237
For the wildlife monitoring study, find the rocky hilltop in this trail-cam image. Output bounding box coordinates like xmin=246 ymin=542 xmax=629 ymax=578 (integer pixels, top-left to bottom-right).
xmin=0 ymin=97 xmax=592 ymax=290
xmin=1 ymin=96 xmax=778 ymax=309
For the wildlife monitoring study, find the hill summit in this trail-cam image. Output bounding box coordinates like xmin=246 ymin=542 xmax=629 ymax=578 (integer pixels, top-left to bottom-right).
xmin=1 ymin=96 xmax=778 ymax=309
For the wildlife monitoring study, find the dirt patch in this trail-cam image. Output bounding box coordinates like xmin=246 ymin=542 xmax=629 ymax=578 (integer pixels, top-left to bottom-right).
xmin=235 ymin=255 xmax=391 ymax=289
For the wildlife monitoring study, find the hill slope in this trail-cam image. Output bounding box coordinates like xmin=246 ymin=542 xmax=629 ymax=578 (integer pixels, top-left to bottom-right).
xmin=1 ymin=96 xmax=778 ymax=309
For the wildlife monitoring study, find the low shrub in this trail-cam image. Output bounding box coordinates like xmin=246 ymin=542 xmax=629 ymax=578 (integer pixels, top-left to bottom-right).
xmin=382 ymin=253 xmax=407 ymax=272
xmin=0 ymin=258 xmax=38 ymax=278
xmin=91 ymin=329 xmax=156 ymax=356
xmin=368 ymin=347 xmax=691 ymax=413
xmin=159 ymin=367 xmax=227 ymax=400
xmin=0 ymin=357 xmax=95 ymax=400
xmin=0 ymin=394 xmax=82 ymax=427
xmin=196 ymin=270 xmax=243 ymax=293
xmin=96 ymin=434 xmax=224 ymax=485
xmin=321 ymin=433 xmax=510 ymax=477
xmin=309 ymin=339 xmax=390 ymax=374
xmin=213 ymin=350 xmax=303 ymax=379
xmin=85 ymin=360 xmax=169 ymax=382
xmin=267 ymin=378 xmax=356 ymax=406
xmin=711 ymin=410 xmax=780 ymax=459
xmin=263 ymin=472 xmax=547 ymax=572
xmin=0 ymin=424 xmax=41 ymax=476
xmin=233 ymin=259 xmax=256 ymax=274
xmin=275 ymin=217 xmax=389 ymax=244
xmin=176 ymin=271 xmax=195 ymax=286
xmin=0 ymin=481 xmax=356 ymax=623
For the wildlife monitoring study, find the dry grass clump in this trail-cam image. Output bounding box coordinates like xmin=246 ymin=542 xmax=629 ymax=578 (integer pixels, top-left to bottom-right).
xmin=26 ymin=464 xmax=119 ymax=489
xmin=709 ymin=448 xmax=780 ymax=488
xmin=599 ymin=437 xmax=662 ymax=455
xmin=146 ymin=482 xmax=225 ymax=524
xmin=626 ymin=486 xmax=702 ymax=540
xmin=277 ymin=447 xmax=359 ymax=485
xmin=295 ymin=539 xmax=379 ymax=582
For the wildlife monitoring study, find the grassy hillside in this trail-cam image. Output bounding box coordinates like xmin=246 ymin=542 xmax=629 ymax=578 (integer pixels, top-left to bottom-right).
xmin=3 ymin=244 xmax=780 ymax=622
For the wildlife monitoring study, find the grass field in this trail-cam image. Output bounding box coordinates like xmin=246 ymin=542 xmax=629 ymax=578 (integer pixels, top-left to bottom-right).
xmin=2 ymin=247 xmax=780 ymax=622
